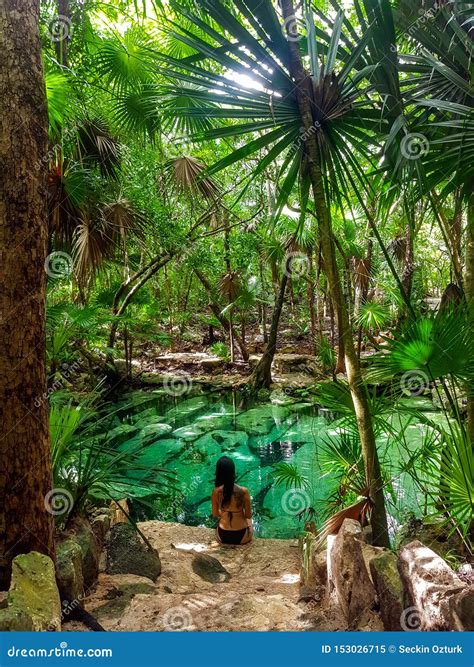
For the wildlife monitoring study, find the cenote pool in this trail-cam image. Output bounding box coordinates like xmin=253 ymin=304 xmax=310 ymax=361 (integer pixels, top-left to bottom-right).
xmin=108 ymin=388 xmax=437 ymax=539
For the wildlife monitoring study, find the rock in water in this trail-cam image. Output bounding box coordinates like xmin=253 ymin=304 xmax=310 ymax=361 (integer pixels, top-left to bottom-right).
xmin=191 ymin=554 xmax=230 ymax=583
xmin=0 ymin=552 xmax=61 ymax=631
xmin=106 ymin=524 xmax=161 ymax=582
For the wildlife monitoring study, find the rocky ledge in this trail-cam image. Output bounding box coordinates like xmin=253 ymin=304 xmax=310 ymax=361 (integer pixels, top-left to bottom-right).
xmin=70 ymin=522 xmax=313 ymax=632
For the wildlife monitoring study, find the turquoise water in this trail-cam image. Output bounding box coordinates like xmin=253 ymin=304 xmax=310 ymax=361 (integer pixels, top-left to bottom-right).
xmin=109 ymin=388 xmax=433 ymax=539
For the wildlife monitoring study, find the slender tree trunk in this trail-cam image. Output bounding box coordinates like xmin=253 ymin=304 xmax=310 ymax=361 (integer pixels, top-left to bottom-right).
xmin=281 ymin=0 xmax=389 ymax=546
xmin=223 ymin=215 xmax=235 ymax=362
xmin=249 ymin=273 xmax=289 ymax=390
xmin=194 ymin=270 xmax=248 ymax=361
xmin=401 ymin=222 xmax=414 ymax=305
xmin=334 ymin=298 xmax=346 ymax=374
xmin=55 ymin=0 xmax=71 ymax=67
xmin=109 ymin=251 xmax=175 ymax=348
xmin=259 ymin=260 xmax=268 ymax=342
xmin=307 ymin=250 xmax=318 ymax=354
xmin=465 ymin=193 xmax=474 ymax=445
xmin=0 ymin=0 xmax=55 ymax=588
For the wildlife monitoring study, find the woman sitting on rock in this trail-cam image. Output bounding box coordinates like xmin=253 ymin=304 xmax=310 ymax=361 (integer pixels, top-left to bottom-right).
xmin=212 ymin=456 xmax=253 ymax=545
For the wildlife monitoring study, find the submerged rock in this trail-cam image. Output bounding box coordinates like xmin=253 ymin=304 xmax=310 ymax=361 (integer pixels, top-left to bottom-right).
xmin=172 ymin=425 xmax=203 ymax=442
xmin=193 ymin=434 xmax=222 ymax=460
xmin=0 ymin=552 xmax=61 ymax=631
xmin=211 ymin=430 xmax=248 ymax=451
xmin=106 ymin=523 xmax=161 ymax=582
xmin=138 ymin=423 xmax=173 ymax=439
xmin=135 ymin=438 xmax=186 ymax=466
xmin=235 ymin=405 xmax=290 ymax=436
xmin=195 ymin=413 xmax=233 ymax=433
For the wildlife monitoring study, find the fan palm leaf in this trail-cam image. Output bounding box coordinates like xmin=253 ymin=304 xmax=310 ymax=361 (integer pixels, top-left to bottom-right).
xmin=156 ymin=0 xmax=386 ymax=217
xmin=163 ymin=156 xmax=219 ymax=201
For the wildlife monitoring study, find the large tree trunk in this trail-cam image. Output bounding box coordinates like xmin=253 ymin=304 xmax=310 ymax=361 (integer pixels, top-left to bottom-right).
xmin=0 ymin=0 xmax=55 ymax=588
xmin=249 ymin=273 xmax=288 ymax=390
xmin=281 ymin=0 xmax=389 ymax=547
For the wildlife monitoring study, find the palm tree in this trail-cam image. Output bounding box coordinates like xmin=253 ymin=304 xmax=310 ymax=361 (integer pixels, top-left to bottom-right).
xmin=395 ymin=0 xmax=474 ymax=441
xmin=158 ymin=0 xmax=391 ymax=545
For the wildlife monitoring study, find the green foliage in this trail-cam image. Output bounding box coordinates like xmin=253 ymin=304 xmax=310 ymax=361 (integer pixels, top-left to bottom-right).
xmin=317 ymin=336 xmax=336 ymax=373
xmin=370 ymin=310 xmax=474 ymax=386
xmin=35 ymin=0 xmax=473 ymax=553
xmin=356 ymin=302 xmax=391 ymax=332
xmin=397 ymin=417 xmax=473 ymax=549
xmin=270 ymin=462 xmax=310 ymax=491
xmin=210 ymin=342 xmax=230 ymax=361
xmin=50 ymin=392 xmax=175 ymax=527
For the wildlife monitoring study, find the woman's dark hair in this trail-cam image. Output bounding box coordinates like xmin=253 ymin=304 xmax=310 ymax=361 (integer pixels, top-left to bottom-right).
xmin=215 ymin=456 xmax=235 ymax=505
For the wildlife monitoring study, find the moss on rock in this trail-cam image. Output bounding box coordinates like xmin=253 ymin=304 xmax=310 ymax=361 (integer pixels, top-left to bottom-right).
xmin=0 ymin=552 xmax=61 ymax=631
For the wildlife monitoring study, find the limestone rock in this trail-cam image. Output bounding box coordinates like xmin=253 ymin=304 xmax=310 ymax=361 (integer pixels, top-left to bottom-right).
xmin=327 ymin=519 xmax=377 ymax=627
xmin=138 ymin=423 xmax=173 ymax=439
xmin=56 ymin=538 xmax=85 ymax=603
xmin=369 ymin=551 xmax=404 ymax=630
xmin=110 ymin=499 xmax=129 ymax=526
xmin=235 ymin=405 xmax=289 ymax=436
xmin=106 ymin=523 xmax=161 ymax=582
xmin=299 ymin=533 xmax=327 ymax=597
xmin=172 ymin=425 xmax=203 ymax=442
xmin=449 ymin=586 xmax=474 ymax=631
xmin=272 ymin=354 xmax=319 ymax=376
xmin=397 ymin=518 xmax=463 ymax=560
xmin=80 ymin=521 xmax=311 ymax=631
xmin=0 ymin=552 xmax=61 ymax=631
xmin=191 ymin=554 xmax=230 ymax=583
xmin=70 ymin=517 xmax=100 ymax=588
xmin=81 ymin=574 xmax=158 ymax=625
xmin=91 ymin=514 xmax=111 ymax=546
xmin=398 ymin=540 xmax=467 ymax=630
xmin=211 ymin=430 xmax=248 ymax=451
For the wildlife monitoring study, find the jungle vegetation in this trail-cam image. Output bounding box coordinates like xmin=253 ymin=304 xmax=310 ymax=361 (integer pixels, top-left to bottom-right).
xmin=0 ymin=0 xmax=473 ymax=586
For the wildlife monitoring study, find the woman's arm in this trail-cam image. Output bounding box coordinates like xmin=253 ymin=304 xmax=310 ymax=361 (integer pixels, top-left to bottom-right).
xmin=243 ymin=488 xmax=252 ymax=519
xmin=211 ymin=488 xmax=221 ymax=518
